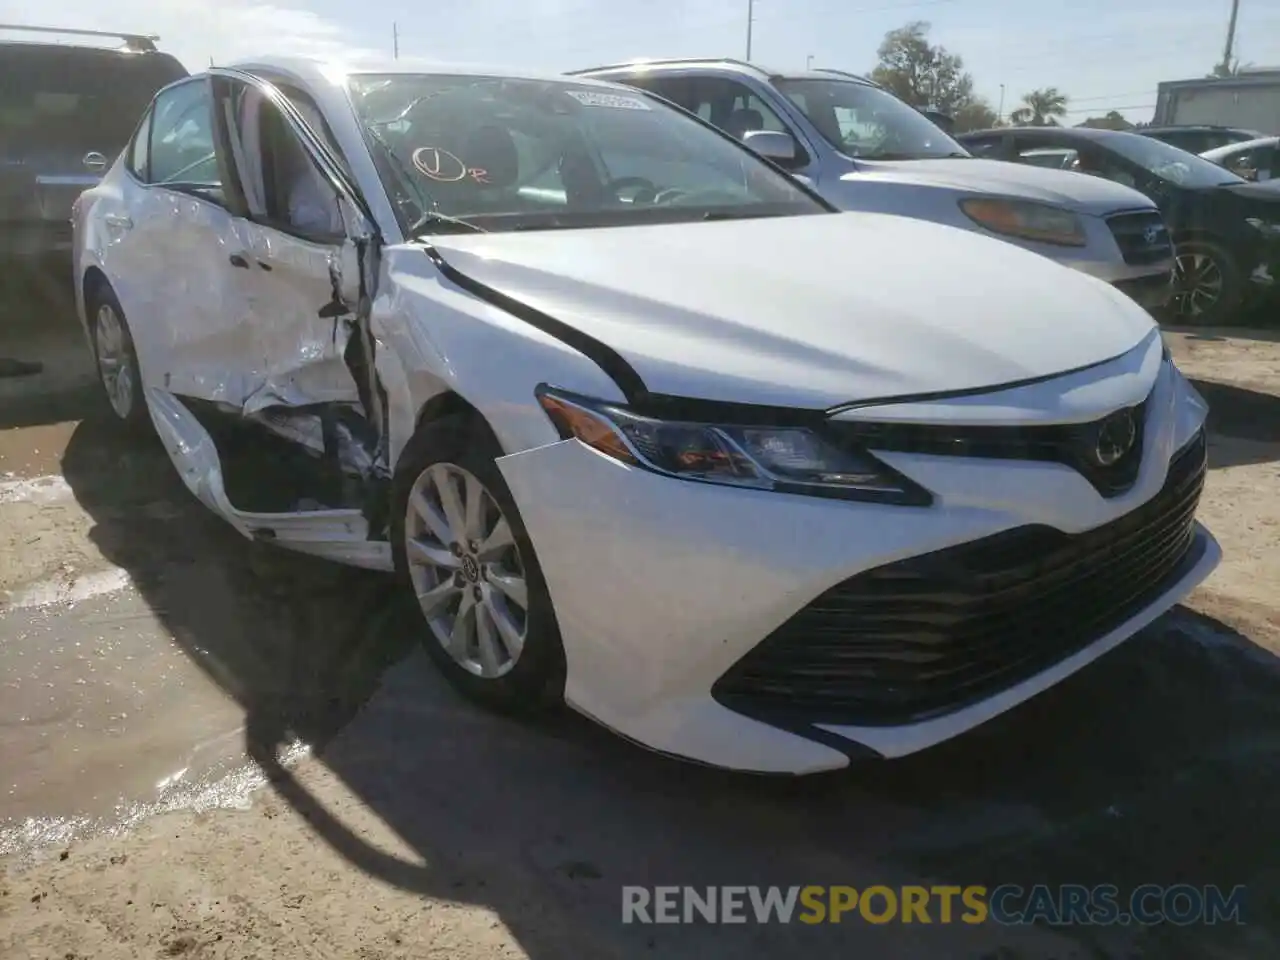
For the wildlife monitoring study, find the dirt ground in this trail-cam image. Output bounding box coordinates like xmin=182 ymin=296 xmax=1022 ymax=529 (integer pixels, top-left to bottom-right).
xmin=1 ymin=304 xmax=1279 ymax=959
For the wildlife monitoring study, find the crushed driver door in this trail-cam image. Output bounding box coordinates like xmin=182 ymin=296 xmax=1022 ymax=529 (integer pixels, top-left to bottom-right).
xmin=210 ymin=71 xmax=373 ymax=412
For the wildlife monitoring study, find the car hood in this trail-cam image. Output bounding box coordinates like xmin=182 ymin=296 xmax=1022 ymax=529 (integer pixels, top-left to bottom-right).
xmin=849 ymin=157 xmax=1156 ymax=216
xmin=425 ymin=212 xmax=1154 ymax=409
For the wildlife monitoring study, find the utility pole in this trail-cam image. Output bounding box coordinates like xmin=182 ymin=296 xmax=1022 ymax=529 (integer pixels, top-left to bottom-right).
xmin=745 ymin=0 xmax=754 ymax=60
xmin=1219 ymin=0 xmax=1240 ymax=75
xmin=393 ymin=21 xmax=399 ymax=60
xmin=806 ymin=54 xmax=814 ymax=70
xmin=998 ymin=83 xmax=1005 ymax=123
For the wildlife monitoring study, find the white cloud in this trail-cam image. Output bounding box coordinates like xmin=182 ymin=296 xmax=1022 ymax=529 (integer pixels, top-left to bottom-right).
xmin=0 ymin=1 xmax=382 ymax=73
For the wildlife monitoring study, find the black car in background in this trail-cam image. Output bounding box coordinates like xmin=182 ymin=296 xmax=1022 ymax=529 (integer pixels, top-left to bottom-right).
xmin=959 ymin=126 xmax=1280 ymax=325
xmin=1138 ymin=125 xmax=1266 ymax=155
xmin=0 ymin=26 xmax=188 ymax=273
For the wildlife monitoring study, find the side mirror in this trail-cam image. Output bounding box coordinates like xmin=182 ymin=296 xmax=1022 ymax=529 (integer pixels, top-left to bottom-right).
xmin=742 ymin=129 xmax=798 ymax=166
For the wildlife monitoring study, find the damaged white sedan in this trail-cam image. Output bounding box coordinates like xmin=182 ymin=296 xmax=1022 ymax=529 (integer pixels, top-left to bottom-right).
xmin=73 ymin=57 xmax=1220 ymax=774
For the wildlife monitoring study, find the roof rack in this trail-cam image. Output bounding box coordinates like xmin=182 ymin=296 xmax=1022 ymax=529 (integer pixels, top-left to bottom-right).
xmin=566 ymin=57 xmax=762 ymax=76
xmin=811 ymin=67 xmax=881 ymax=87
xmin=0 ymin=24 xmax=159 ymax=52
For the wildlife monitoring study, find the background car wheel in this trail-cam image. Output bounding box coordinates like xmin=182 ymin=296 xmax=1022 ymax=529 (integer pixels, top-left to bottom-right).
xmin=1171 ymin=239 xmax=1243 ymax=326
xmin=390 ymin=413 xmax=566 ymax=715
xmin=87 ymin=283 xmax=149 ymax=430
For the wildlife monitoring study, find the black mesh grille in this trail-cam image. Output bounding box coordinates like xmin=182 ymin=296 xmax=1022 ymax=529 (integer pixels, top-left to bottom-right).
xmin=825 ymin=400 xmax=1148 ymax=498
xmin=1107 ymin=211 xmax=1174 ymax=266
xmin=712 ymin=430 xmax=1207 ymax=728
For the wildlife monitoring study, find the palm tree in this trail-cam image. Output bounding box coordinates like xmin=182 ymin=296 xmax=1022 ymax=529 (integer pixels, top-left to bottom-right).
xmin=1010 ymin=87 xmax=1069 ymax=126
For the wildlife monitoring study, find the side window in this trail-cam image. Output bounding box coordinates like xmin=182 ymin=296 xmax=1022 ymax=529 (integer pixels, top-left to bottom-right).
xmin=125 ymin=108 xmax=152 ymax=179
xmin=965 ymin=136 xmax=1004 ymax=159
xmin=274 ymin=84 xmax=350 ymax=176
xmin=688 ymin=78 xmax=792 ymax=141
xmin=148 ymin=80 xmax=220 ymax=189
xmin=224 ymin=82 xmax=343 ymax=240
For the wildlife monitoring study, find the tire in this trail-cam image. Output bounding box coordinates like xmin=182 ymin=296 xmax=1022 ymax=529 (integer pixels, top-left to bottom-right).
xmin=390 ymin=413 xmax=566 ymax=715
xmin=1171 ymin=239 xmax=1244 ymax=326
xmin=86 ymin=281 xmax=150 ymax=431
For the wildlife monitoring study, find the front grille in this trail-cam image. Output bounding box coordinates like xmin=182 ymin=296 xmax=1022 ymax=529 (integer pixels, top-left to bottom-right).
xmin=826 ymin=399 xmax=1148 ymax=498
xmin=1107 ymin=211 xmax=1174 ymax=266
xmin=712 ymin=430 xmax=1207 ymax=729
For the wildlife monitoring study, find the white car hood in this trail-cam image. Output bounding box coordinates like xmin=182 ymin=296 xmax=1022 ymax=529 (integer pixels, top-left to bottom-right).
xmin=850 ymin=158 xmax=1155 ymax=216
xmin=426 ymin=211 xmax=1154 ymax=409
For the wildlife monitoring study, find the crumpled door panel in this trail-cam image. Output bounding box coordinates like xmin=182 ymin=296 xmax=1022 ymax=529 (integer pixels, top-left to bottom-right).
xmin=229 ymin=217 xmax=364 ymax=414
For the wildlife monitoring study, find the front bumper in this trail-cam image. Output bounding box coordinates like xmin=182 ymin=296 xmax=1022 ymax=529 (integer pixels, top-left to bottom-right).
xmin=496 ymin=341 xmax=1217 ymax=774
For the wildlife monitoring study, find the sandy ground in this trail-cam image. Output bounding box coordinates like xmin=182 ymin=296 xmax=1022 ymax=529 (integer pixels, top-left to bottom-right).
xmin=1 ymin=299 xmax=1279 ymax=958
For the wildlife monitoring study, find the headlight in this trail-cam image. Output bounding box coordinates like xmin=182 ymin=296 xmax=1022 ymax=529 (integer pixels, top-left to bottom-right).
xmin=536 ymin=387 xmax=930 ymax=505
xmin=1246 ymin=217 xmax=1280 ymax=238
xmin=959 ymin=198 xmax=1087 ymax=247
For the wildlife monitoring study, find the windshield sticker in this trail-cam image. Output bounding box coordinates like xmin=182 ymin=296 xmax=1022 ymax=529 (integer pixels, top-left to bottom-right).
xmin=565 ymin=90 xmax=651 ymax=111
xmin=412 ymin=146 xmax=490 ymax=184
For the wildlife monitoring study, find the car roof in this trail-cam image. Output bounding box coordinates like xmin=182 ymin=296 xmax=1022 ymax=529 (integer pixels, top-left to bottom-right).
xmin=959 ymin=126 xmax=1147 ymax=144
xmin=229 ymin=54 xmax=625 ymax=88
xmin=1201 ymin=136 xmax=1280 ymax=158
xmin=567 ymin=58 xmax=881 ymax=86
xmin=1141 ymin=125 xmax=1262 ymax=135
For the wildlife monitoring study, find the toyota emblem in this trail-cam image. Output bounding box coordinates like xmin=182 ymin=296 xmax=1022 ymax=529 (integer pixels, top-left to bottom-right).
xmin=1092 ymin=410 xmax=1137 ymax=467
xmin=1142 ymin=225 xmax=1162 ymax=246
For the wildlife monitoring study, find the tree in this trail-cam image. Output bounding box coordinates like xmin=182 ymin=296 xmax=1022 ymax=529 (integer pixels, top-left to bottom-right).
xmin=952 ymin=99 xmax=1000 ymax=133
xmin=1077 ymin=110 xmax=1133 ymax=131
xmin=870 ymin=21 xmax=975 ymax=116
xmin=1009 ymin=87 xmax=1069 ymax=126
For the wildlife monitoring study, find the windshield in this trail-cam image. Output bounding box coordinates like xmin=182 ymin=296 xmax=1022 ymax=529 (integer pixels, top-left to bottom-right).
xmin=1105 ymin=132 xmax=1244 ymax=188
xmin=346 ymin=73 xmax=827 ymax=235
xmin=773 ymin=78 xmax=969 ymax=161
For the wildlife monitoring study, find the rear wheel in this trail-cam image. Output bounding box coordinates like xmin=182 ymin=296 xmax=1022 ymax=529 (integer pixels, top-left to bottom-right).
xmin=390 ymin=414 xmax=565 ymax=714
xmin=87 ymin=283 xmax=149 ymax=430
xmin=1171 ymin=239 xmax=1243 ymax=326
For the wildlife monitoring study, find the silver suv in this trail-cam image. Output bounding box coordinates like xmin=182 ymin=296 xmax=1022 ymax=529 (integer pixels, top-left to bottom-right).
xmin=570 ymin=59 xmax=1175 ymax=311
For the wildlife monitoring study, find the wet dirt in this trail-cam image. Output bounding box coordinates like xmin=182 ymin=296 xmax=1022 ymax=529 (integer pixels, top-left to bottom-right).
xmin=0 ymin=316 xmax=1278 ymax=958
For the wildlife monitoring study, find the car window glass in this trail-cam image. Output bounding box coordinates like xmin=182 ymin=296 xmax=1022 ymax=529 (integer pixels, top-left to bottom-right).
xmin=274 ymin=83 xmax=350 ymax=175
xmin=0 ymin=47 xmax=186 ymax=151
xmin=227 ymin=83 xmax=343 ymax=238
xmin=1017 ymin=146 xmax=1076 ymax=169
xmin=346 ymin=73 xmax=823 ymax=235
xmin=962 ymin=136 xmax=1003 ymax=158
xmin=775 ymin=78 xmax=967 ymax=160
xmin=148 ymin=80 xmax=221 ymax=190
xmin=126 ymin=110 xmax=152 ymax=179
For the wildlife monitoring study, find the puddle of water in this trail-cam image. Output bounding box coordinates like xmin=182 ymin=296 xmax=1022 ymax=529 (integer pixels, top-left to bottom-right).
xmin=0 ymin=740 xmax=311 ymax=863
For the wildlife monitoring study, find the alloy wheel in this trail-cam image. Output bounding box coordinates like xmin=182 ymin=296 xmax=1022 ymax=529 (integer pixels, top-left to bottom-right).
xmin=403 ymin=462 xmax=529 ymax=679
xmin=1171 ymin=250 xmax=1224 ymax=319
xmin=94 ymin=302 xmax=135 ymax=420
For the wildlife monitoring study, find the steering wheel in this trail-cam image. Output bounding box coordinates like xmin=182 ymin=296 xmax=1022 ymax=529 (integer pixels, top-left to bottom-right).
xmin=605 ymin=176 xmax=658 ymax=205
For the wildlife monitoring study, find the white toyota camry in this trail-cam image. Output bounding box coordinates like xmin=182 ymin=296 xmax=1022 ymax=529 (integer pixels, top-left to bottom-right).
xmin=72 ymin=57 xmax=1220 ymax=774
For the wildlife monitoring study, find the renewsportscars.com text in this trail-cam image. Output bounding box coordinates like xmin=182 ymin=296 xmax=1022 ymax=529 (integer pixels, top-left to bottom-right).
xmin=621 ymin=884 xmax=1246 ymax=926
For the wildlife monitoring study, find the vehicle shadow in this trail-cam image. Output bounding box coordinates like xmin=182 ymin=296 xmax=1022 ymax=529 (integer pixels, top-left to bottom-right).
xmin=59 ymin=413 xmax=1280 ymax=959
xmin=1194 ymin=377 xmax=1280 ymax=469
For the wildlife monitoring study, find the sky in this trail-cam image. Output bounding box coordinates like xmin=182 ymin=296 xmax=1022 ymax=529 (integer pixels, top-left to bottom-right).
xmin=2 ymin=0 xmax=1278 ymax=124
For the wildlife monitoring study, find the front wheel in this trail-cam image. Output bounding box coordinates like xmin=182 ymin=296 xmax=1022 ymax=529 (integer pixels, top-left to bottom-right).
xmin=1170 ymin=239 xmax=1243 ymax=326
xmin=390 ymin=414 xmax=566 ymax=714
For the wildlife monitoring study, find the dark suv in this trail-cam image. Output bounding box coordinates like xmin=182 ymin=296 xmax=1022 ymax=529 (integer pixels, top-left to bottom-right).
xmin=0 ymin=27 xmax=188 ymax=269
